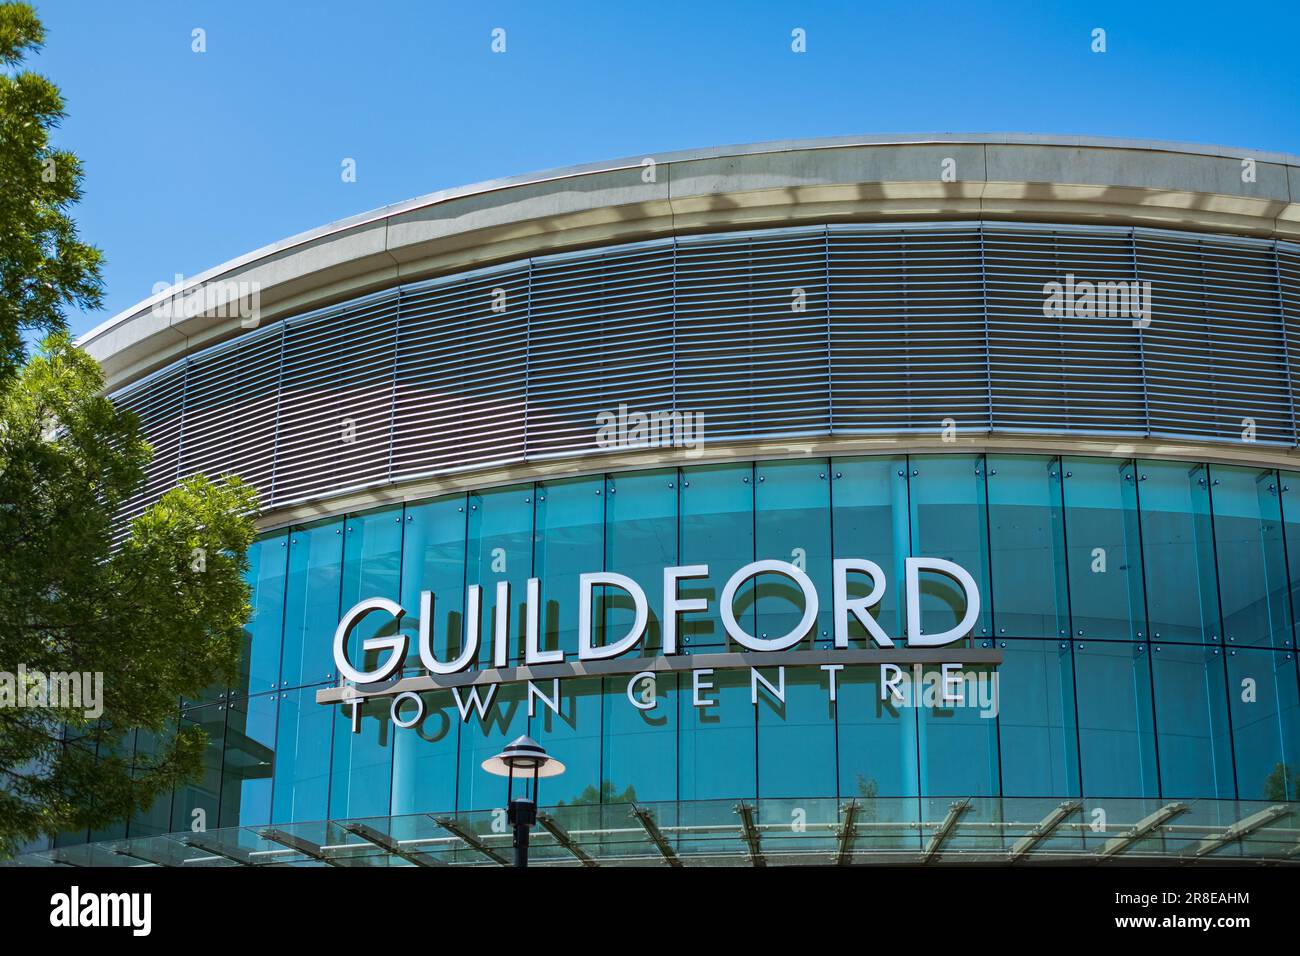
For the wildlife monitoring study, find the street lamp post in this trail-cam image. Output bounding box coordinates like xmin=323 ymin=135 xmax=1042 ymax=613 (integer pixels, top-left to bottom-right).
xmin=481 ymin=735 xmax=566 ymax=868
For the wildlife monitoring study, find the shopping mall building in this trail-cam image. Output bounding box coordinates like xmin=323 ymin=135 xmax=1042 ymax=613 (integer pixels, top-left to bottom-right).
xmin=14 ymin=134 xmax=1300 ymax=866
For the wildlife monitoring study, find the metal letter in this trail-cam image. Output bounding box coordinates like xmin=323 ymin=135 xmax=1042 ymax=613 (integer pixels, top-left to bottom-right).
xmin=905 ymin=557 xmax=981 ymax=647
xmin=720 ymin=560 xmax=818 ymax=651
xmin=418 ymin=588 xmax=479 ymax=675
xmin=832 ymin=558 xmax=894 ymax=648
xmin=333 ymin=597 xmax=407 ymax=685
xmin=578 ymin=572 xmax=649 ymax=661
xmin=663 ymin=565 xmax=708 ymax=654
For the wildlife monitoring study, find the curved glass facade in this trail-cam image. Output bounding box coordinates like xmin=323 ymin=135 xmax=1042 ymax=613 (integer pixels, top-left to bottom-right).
xmin=51 ymin=451 xmax=1300 ymax=853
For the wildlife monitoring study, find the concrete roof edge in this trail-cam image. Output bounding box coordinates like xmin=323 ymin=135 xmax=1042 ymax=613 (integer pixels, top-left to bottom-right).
xmin=78 ymin=131 xmax=1300 ymax=360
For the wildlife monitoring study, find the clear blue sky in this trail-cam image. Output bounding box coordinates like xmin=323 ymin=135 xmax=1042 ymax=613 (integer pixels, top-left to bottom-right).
xmin=27 ymin=0 xmax=1300 ymax=335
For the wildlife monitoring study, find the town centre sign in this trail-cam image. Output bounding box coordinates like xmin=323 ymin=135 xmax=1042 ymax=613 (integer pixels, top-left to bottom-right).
xmin=318 ymin=558 xmax=1002 ymax=726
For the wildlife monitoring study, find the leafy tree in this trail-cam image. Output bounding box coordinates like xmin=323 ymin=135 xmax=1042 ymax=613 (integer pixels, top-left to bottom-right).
xmin=0 ymin=1 xmax=103 ymax=379
xmin=556 ymin=780 xmax=640 ymax=807
xmin=0 ymin=3 xmax=259 ymax=856
xmin=1264 ymin=762 xmax=1298 ymax=802
xmin=0 ymin=336 xmax=259 ymax=856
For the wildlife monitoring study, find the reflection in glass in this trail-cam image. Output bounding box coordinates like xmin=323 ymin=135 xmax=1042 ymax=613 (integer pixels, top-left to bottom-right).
xmin=400 ymin=494 xmax=468 ymax=671
xmin=535 ymin=477 xmax=605 ymax=660
xmin=755 ymin=460 xmax=832 ymax=645
xmin=219 ymin=692 xmax=277 ymax=827
xmin=756 ymin=667 xmax=837 ymax=798
xmin=1138 ymin=460 xmax=1219 ymax=644
xmin=918 ymin=664 xmax=999 ymax=797
xmin=329 ymin=695 xmax=392 ymax=821
xmin=235 ymin=531 xmax=288 ymax=697
xmin=465 ymin=486 xmax=534 ymax=666
xmin=1227 ymin=648 xmax=1300 ymax=800
xmin=1074 ymin=641 xmax=1158 ymax=797
xmin=172 ymin=703 xmax=226 ymax=832
xmin=605 ymin=469 xmax=677 ymax=656
xmin=680 ymin=463 xmax=754 ymax=650
xmin=909 ymin=455 xmax=991 ymax=641
xmin=1210 ymin=465 xmax=1290 ymax=648
xmin=836 ymin=665 xmax=919 ymax=798
xmin=602 ymin=673 xmax=677 ymax=803
xmin=986 ymin=456 xmax=1068 ymax=639
xmin=1150 ymin=643 xmax=1233 ymax=798
xmin=832 ymin=456 xmax=909 ymax=640
xmin=281 ymin=518 xmax=345 ymax=688
xmin=531 ymin=677 xmax=603 ymax=806
xmin=680 ymin=669 xmax=755 ymax=800
xmin=1062 ymin=458 xmax=1144 ymax=641
xmin=997 ymin=640 xmax=1078 ymax=796
xmin=270 ymin=686 xmax=332 ymax=823
xmin=391 ymin=691 xmax=458 ymax=815
xmin=456 ymin=683 xmax=527 ymax=812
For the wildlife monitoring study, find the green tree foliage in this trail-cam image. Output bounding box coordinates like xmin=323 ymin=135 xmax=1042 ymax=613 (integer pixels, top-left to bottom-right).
xmin=1264 ymin=762 xmax=1299 ymax=802
xmin=0 ymin=336 xmax=259 ymax=855
xmin=0 ymin=3 xmax=259 ymax=856
xmin=0 ymin=2 xmax=103 ymax=379
xmin=556 ymin=780 xmax=639 ymax=807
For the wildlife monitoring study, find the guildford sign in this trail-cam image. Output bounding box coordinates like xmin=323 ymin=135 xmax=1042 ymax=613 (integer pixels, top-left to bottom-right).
xmin=317 ymin=557 xmax=1001 ymax=727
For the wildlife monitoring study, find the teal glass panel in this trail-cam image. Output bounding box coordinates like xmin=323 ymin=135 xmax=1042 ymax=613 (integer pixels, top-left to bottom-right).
xmin=328 ymin=507 xmax=403 ymax=818
xmin=281 ymin=518 xmax=345 ymax=688
xmin=679 ymin=669 xmax=756 ymax=800
xmin=127 ymin=727 xmax=174 ymax=838
xmin=455 ymin=682 xmax=528 ymax=811
xmin=1137 ymin=461 xmax=1220 ymax=644
xmin=218 ymin=691 xmax=277 ymax=827
xmin=465 ymin=486 xmax=535 ymax=667
xmin=534 ymin=477 xmax=605 ymax=661
xmin=755 ymin=459 xmax=832 ymax=645
xmin=1280 ymin=473 xmax=1300 ymax=649
xmin=171 ymin=703 xmax=226 ymax=832
xmin=995 ymin=639 xmax=1078 ymax=797
xmin=604 ymin=469 xmax=677 ymax=656
xmin=233 ymin=530 xmax=288 ymax=697
xmin=531 ymin=676 xmax=603 ymax=806
xmin=985 ymin=455 xmax=1069 ymax=640
xmin=908 ymin=455 xmax=991 ymax=641
xmin=390 ymin=690 xmax=459 ymax=815
xmin=756 ymin=666 xmax=838 ymax=798
xmin=340 ymin=506 xmax=405 ymax=674
xmin=270 ymin=686 xmax=332 ymax=823
xmin=1150 ymin=643 xmax=1233 ymax=798
xmin=1210 ymin=465 xmax=1291 ymax=648
xmin=835 ymin=665 xmax=919 ymax=798
xmin=831 ymin=456 xmax=910 ymax=641
xmin=399 ymin=494 xmax=468 ymax=672
xmin=601 ymin=673 xmax=677 ymax=803
xmin=1061 ymin=457 xmax=1145 ymax=641
xmin=680 ymin=463 xmax=754 ymax=651
xmin=1226 ymin=648 xmax=1300 ymax=800
xmin=329 ymin=696 xmax=392 ymax=819
xmin=1073 ymin=641 xmax=1158 ymax=797
xmin=918 ymin=664 xmax=1000 ymax=797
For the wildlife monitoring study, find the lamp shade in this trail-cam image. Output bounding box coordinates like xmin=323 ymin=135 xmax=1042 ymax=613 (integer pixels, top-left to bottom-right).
xmin=481 ymin=735 xmax=566 ymax=778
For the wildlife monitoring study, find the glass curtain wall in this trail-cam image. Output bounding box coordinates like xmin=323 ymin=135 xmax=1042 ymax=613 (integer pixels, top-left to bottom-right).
xmin=85 ymin=453 xmax=1300 ymax=845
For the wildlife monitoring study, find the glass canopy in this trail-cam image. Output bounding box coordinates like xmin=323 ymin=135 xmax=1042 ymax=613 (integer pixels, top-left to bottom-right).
xmin=8 ymin=797 xmax=1299 ymax=867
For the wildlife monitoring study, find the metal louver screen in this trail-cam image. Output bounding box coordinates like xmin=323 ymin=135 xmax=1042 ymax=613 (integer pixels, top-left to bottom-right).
xmin=106 ymin=221 xmax=1300 ymax=518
